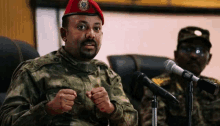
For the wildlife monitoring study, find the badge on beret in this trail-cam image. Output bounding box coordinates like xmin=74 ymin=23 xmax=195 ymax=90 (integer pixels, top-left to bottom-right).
xmin=194 ymin=30 xmax=202 ymax=36
xmin=78 ymin=0 xmax=89 ymax=11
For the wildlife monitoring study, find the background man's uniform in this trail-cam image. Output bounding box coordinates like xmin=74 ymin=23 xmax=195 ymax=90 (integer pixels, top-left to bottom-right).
xmin=141 ymin=26 xmax=220 ymax=126
xmin=141 ymin=73 xmax=220 ymax=126
xmin=0 ymin=47 xmax=138 ymax=126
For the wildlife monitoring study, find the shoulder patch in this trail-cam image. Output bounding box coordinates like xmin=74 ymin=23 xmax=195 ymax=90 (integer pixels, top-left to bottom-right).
xmin=152 ymin=77 xmax=171 ymax=86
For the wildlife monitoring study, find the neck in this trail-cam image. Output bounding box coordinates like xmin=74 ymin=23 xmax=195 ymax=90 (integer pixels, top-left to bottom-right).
xmin=64 ymin=47 xmax=92 ymax=62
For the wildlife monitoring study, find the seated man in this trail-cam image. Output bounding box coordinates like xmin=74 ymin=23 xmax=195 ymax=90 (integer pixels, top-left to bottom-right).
xmin=0 ymin=0 xmax=138 ymax=125
xmin=141 ymin=26 xmax=220 ymax=126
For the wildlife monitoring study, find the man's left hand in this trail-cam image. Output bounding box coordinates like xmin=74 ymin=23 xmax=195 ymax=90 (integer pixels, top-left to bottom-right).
xmin=86 ymin=87 xmax=115 ymax=114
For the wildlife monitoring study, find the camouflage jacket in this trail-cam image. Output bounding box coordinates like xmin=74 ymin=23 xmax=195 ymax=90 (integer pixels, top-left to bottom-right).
xmin=0 ymin=47 xmax=138 ymax=126
xmin=141 ymin=73 xmax=220 ymax=126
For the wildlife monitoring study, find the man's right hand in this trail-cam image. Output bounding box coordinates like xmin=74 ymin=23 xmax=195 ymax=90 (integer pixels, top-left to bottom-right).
xmin=45 ymin=89 xmax=77 ymax=115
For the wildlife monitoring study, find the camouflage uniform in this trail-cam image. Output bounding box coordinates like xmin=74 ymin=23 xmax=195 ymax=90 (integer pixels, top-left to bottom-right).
xmin=0 ymin=47 xmax=138 ymax=126
xmin=141 ymin=73 xmax=220 ymax=126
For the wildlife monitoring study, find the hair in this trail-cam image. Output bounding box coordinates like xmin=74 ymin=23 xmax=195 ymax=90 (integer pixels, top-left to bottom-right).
xmin=62 ymin=16 xmax=69 ymax=28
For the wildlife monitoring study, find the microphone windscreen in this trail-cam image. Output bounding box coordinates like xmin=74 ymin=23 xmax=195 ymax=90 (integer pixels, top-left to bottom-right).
xmin=164 ymin=60 xmax=176 ymax=72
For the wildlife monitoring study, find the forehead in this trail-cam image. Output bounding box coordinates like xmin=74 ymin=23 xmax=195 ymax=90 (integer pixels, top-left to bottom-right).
xmin=68 ymin=15 xmax=102 ymax=25
xmin=180 ymin=38 xmax=209 ymax=48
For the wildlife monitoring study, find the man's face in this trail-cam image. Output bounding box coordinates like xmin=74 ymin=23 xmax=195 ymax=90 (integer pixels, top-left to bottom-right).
xmin=61 ymin=15 xmax=103 ymax=61
xmin=174 ymin=39 xmax=212 ymax=76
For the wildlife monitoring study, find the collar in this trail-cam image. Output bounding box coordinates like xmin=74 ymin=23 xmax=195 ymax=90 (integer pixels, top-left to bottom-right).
xmin=57 ymin=47 xmax=97 ymax=73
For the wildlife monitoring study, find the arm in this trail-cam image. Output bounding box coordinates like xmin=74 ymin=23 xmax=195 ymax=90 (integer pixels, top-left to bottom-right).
xmin=85 ymin=74 xmax=138 ymax=126
xmin=0 ymin=69 xmax=54 ymax=126
xmin=108 ymin=74 xmax=138 ymax=126
xmin=89 ymin=60 xmax=138 ymax=125
xmin=140 ymin=87 xmax=168 ymax=126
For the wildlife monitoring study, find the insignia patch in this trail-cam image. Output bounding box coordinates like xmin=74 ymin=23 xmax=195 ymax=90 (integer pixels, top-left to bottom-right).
xmin=194 ymin=30 xmax=202 ymax=36
xmin=78 ymin=0 xmax=89 ymax=11
xmin=152 ymin=77 xmax=170 ymax=86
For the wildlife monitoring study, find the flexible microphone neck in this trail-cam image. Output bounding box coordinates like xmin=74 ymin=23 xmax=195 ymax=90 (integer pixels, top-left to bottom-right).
xmin=133 ymin=71 xmax=179 ymax=104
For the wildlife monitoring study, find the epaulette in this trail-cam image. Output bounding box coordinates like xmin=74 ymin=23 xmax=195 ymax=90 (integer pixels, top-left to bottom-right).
xmin=202 ymin=76 xmax=220 ymax=85
xmin=200 ymin=75 xmax=220 ymax=85
xmin=91 ymin=59 xmax=118 ymax=79
xmin=11 ymin=61 xmax=32 ymax=80
xmin=28 ymin=52 xmax=61 ymax=72
xmin=210 ymin=78 xmax=220 ymax=85
xmin=152 ymin=77 xmax=171 ymax=87
xmin=91 ymin=59 xmax=110 ymax=72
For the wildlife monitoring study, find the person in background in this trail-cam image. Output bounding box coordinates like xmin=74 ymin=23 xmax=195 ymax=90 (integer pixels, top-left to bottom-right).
xmin=0 ymin=0 xmax=138 ymax=125
xmin=141 ymin=26 xmax=220 ymax=126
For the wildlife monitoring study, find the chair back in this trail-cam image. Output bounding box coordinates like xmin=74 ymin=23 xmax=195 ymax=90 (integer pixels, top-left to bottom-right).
xmin=107 ymin=54 xmax=169 ymax=126
xmin=0 ymin=36 xmax=40 ymax=106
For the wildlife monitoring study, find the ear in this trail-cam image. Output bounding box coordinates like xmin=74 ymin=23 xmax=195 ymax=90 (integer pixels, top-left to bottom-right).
xmin=206 ymin=53 xmax=212 ymax=65
xmin=60 ymin=27 xmax=67 ymax=42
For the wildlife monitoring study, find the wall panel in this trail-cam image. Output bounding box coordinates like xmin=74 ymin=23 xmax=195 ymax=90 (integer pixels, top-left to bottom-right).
xmin=0 ymin=0 xmax=35 ymax=47
xmin=172 ymin=0 xmax=220 ymax=8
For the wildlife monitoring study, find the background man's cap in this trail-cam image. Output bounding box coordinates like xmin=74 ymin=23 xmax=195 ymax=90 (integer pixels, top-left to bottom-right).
xmin=63 ymin=0 xmax=104 ymax=25
xmin=178 ymin=26 xmax=212 ymax=48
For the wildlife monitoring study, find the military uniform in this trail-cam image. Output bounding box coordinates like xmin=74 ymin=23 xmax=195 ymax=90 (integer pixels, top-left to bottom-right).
xmin=141 ymin=73 xmax=220 ymax=126
xmin=0 ymin=47 xmax=138 ymax=126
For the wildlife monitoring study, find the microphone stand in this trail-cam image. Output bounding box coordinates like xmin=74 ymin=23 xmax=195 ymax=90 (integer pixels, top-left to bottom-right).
xmin=185 ymin=80 xmax=193 ymax=126
xmin=182 ymin=71 xmax=194 ymax=126
xmin=152 ymin=95 xmax=158 ymax=126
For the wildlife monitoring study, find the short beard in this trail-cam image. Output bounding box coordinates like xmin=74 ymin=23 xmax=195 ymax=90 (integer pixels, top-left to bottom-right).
xmin=79 ymin=48 xmax=97 ymax=60
xmin=78 ymin=39 xmax=98 ymax=60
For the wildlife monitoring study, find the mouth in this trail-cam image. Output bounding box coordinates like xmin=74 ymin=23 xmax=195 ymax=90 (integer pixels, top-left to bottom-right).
xmin=187 ymin=61 xmax=199 ymax=67
xmin=82 ymin=42 xmax=96 ymax=50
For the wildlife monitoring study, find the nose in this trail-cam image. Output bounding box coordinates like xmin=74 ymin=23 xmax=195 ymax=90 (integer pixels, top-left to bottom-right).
xmin=189 ymin=51 xmax=198 ymax=58
xmin=85 ymin=29 xmax=95 ymax=39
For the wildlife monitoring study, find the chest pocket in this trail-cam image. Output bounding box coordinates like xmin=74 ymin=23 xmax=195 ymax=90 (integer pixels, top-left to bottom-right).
xmin=95 ymin=67 xmax=114 ymax=101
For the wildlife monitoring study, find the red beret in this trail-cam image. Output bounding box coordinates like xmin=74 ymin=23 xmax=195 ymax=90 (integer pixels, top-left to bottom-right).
xmin=63 ymin=0 xmax=104 ymax=25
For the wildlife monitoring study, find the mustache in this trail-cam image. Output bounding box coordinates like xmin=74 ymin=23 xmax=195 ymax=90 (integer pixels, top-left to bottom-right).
xmin=81 ymin=39 xmax=97 ymax=46
xmin=187 ymin=60 xmax=200 ymax=66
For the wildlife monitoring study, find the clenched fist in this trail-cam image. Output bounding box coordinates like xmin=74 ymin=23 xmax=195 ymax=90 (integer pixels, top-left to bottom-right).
xmin=86 ymin=87 xmax=115 ymax=114
xmin=45 ymin=89 xmax=77 ymax=115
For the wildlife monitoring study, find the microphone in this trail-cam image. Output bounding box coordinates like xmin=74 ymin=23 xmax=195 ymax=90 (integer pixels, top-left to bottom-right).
xmin=164 ymin=59 xmax=219 ymax=95
xmin=133 ymin=71 xmax=179 ymax=104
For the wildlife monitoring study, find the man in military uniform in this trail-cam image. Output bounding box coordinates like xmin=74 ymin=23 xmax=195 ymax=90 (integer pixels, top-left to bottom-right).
xmin=141 ymin=26 xmax=220 ymax=126
xmin=0 ymin=0 xmax=138 ymax=125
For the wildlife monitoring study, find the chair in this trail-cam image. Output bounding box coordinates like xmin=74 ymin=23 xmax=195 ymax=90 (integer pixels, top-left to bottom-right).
xmin=107 ymin=54 xmax=169 ymax=126
xmin=0 ymin=36 xmax=40 ymax=106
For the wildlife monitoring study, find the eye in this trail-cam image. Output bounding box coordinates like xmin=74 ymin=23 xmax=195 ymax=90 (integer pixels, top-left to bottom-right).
xmin=196 ymin=50 xmax=200 ymax=54
xmin=196 ymin=47 xmax=205 ymax=54
xmin=94 ymin=27 xmax=101 ymax=32
xmin=77 ymin=24 xmax=87 ymax=30
xmin=180 ymin=47 xmax=190 ymax=53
